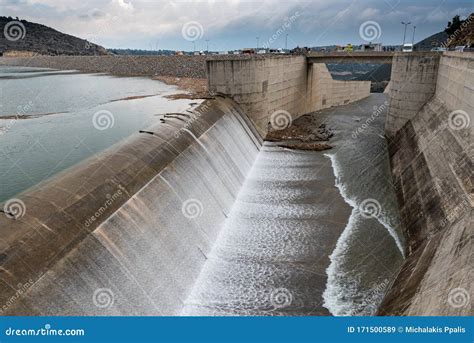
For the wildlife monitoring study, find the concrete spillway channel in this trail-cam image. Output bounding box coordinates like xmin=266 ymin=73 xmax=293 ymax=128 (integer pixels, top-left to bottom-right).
xmin=0 ymin=95 xmax=401 ymax=315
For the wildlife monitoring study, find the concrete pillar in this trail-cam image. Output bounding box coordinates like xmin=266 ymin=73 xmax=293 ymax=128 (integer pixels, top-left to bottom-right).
xmin=386 ymin=53 xmax=440 ymax=137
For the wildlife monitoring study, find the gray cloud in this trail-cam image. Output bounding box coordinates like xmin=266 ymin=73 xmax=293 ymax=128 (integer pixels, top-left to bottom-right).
xmin=1 ymin=0 xmax=472 ymax=49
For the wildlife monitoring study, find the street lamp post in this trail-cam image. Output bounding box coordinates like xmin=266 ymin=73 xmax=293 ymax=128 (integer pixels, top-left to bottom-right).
xmin=285 ymin=34 xmax=288 ymax=50
xmin=205 ymin=39 xmax=209 ymax=53
xmin=256 ymin=37 xmax=259 ymax=50
xmin=401 ymin=21 xmax=411 ymax=46
xmin=412 ymin=26 xmax=416 ymax=45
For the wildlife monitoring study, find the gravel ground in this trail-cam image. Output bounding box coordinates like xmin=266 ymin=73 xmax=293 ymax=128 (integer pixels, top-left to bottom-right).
xmin=0 ymin=54 xmax=299 ymax=78
xmin=0 ymin=55 xmax=208 ymax=78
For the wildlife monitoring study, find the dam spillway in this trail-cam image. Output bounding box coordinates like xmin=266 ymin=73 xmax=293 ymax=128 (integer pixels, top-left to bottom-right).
xmin=183 ymin=143 xmax=349 ymax=316
xmin=0 ymin=94 xmax=404 ymax=316
xmin=1 ymin=52 xmax=471 ymax=317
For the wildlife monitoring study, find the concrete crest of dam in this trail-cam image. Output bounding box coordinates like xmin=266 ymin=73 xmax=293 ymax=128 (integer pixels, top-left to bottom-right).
xmin=0 ymin=52 xmax=471 ymax=316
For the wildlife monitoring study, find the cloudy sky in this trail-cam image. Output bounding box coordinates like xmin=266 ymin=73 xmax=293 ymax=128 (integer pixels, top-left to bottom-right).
xmin=1 ymin=0 xmax=473 ymax=50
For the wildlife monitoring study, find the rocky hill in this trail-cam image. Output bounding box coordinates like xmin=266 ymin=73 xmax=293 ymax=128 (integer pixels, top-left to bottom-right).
xmin=446 ymin=13 xmax=473 ymax=47
xmin=0 ymin=16 xmax=108 ymax=56
xmin=414 ymin=13 xmax=474 ymax=50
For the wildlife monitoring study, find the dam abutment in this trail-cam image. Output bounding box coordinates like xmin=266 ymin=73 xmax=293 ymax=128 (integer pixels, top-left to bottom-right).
xmin=206 ymin=55 xmax=371 ymax=135
xmin=381 ymin=52 xmax=472 ymax=315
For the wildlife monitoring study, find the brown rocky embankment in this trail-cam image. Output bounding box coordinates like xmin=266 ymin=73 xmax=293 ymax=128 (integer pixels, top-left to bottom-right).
xmin=0 ymin=55 xmax=208 ymax=78
xmin=265 ymin=113 xmax=334 ymax=151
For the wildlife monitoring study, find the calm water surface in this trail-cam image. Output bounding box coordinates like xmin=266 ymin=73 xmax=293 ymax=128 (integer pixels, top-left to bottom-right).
xmin=0 ymin=66 xmax=200 ymax=202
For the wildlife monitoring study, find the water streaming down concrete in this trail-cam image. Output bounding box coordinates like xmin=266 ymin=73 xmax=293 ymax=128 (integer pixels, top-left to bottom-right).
xmin=1 ymin=95 xmax=403 ymax=316
xmin=182 ymin=144 xmax=351 ymax=315
xmin=318 ymin=94 xmax=405 ymax=316
xmin=182 ymin=94 xmax=404 ymax=316
xmin=0 ymin=98 xmax=262 ymax=315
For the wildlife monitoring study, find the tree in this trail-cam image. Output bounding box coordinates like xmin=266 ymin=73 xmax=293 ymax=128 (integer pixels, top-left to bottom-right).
xmin=445 ymin=15 xmax=464 ymax=35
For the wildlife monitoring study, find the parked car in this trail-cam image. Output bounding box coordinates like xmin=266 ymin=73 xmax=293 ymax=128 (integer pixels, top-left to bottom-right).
xmin=402 ymin=43 xmax=413 ymax=52
xmin=454 ymin=46 xmax=466 ymax=52
xmin=431 ymin=46 xmax=448 ymax=52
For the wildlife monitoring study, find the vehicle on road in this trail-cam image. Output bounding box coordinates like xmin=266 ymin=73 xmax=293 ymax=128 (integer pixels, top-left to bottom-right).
xmin=402 ymin=43 xmax=413 ymax=52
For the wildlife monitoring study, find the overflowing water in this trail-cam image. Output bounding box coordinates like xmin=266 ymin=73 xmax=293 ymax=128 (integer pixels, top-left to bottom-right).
xmin=320 ymin=94 xmax=405 ymax=316
xmin=3 ymin=104 xmax=261 ymax=316
xmin=1 ymin=67 xmax=404 ymax=316
xmin=182 ymin=143 xmax=350 ymax=315
xmin=0 ymin=65 xmax=199 ymax=202
xmin=183 ymin=94 xmax=404 ymax=316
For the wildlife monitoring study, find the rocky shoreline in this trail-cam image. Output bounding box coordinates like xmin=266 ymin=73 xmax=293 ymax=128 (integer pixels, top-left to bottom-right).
xmin=0 ymin=55 xmax=208 ymax=78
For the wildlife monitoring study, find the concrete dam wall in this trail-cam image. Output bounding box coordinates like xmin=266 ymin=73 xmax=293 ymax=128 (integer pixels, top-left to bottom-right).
xmin=0 ymin=94 xmax=365 ymax=316
xmin=207 ymin=55 xmax=370 ymax=135
xmin=0 ymin=98 xmax=263 ymax=315
xmin=380 ymin=52 xmax=472 ymax=315
xmin=0 ymin=55 xmax=374 ymax=315
xmin=1 ymin=52 xmax=470 ymax=316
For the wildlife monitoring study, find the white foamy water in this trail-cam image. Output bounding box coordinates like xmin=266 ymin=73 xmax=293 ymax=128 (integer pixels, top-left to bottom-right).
xmin=324 ymin=153 xmax=405 ymax=255
xmin=182 ymin=144 xmax=349 ymax=316
xmin=321 ymin=94 xmax=405 ymax=316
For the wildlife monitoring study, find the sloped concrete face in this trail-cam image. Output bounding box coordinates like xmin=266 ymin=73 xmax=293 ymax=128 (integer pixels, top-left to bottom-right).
xmin=381 ymin=52 xmax=473 ymax=315
xmin=0 ymin=97 xmax=262 ymax=315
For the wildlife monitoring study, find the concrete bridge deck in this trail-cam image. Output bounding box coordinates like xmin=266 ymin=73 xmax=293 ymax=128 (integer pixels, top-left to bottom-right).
xmin=307 ymin=51 xmax=396 ymax=64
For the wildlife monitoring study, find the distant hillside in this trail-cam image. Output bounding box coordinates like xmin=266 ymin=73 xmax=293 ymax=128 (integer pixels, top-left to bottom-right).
xmin=355 ymin=63 xmax=392 ymax=93
xmin=0 ymin=16 xmax=108 ymax=56
xmin=415 ymin=13 xmax=474 ymax=50
xmin=355 ymin=63 xmax=391 ymax=82
xmin=415 ymin=31 xmax=449 ymax=50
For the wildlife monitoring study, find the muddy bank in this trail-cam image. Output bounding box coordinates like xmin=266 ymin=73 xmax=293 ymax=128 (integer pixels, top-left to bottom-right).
xmin=153 ymin=76 xmax=210 ymax=100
